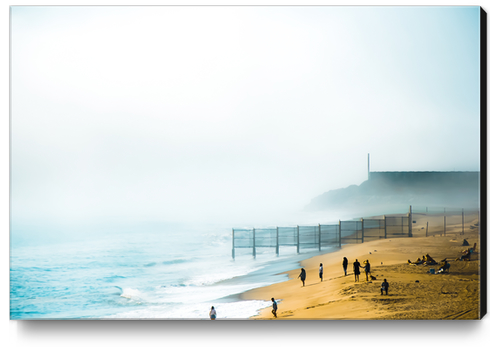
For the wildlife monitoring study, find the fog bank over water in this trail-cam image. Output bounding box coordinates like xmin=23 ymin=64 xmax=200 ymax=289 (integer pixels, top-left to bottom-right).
xmin=11 ymin=7 xmax=481 ymax=243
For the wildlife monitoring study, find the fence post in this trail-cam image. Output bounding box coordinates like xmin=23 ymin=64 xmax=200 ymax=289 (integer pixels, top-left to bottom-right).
xmin=252 ymin=228 xmax=256 ymax=258
xmin=384 ymin=215 xmax=387 ymax=239
xmin=444 ymin=208 xmax=446 ymax=236
xmin=408 ymin=205 xmax=413 ymax=237
xmin=318 ymin=224 xmax=322 ymax=251
xmin=232 ymin=228 xmax=235 ymax=259
xmin=297 ymin=225 xmax=300 ymax=254
xmin=339 ymin=220 xmax=342 ymax=248
xmin=444 ymin=215 xmax=446 ymax=237
xmin=462 ymin=208 xmax=465 ymax=235
xmin=276 ymin=227 xmax=279 ymax=256
xmin=361 ymin=219 xmax=364 ymax=243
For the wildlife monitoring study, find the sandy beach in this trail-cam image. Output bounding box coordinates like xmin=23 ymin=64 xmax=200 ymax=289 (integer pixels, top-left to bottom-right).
xmin=242 ymin=213 xmax=481 ymax=320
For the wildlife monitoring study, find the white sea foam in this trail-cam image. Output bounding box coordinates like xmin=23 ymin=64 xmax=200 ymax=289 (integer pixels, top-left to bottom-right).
xmin=151 ymin=282 xmax=271 ymax=305
xmin=105 ymin=300 xmax=271 ymax=320
xmin=120 ymin=288 xmax=144 ymax=301
xmin=182 ymin=264 xmax=265 ymax=287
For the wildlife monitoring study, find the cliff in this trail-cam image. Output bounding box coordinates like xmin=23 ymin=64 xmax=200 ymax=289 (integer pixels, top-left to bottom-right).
xmin=306 ymin=171 xmax=480 ymax=213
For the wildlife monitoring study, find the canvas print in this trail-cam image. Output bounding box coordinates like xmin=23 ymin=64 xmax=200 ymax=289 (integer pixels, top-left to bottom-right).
xmin=10 ymin=6 xmax=484 ymax=320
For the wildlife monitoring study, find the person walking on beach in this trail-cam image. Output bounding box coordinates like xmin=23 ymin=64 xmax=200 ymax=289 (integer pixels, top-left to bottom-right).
xmin=209 ymin=306 xmax=217 ymax=320
xmin=361 ymin=259 xmax=371 ymax=281
xmin=271 ymin=298 xmax=278 ymax=318
xmin=353 ymin=259 xmax=361 ymax=282
xmin=342 ymin=257 xmax=348 ymax=276
xmin=319 ymin=263 xmax=323 ymax=282
xmin=381 ymin=279 xmax=389 ymax=295
xmin=298 ymin=268 xmax=306 ymax=286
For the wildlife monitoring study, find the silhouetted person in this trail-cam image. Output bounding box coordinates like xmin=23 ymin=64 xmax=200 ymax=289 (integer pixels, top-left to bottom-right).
xmin=381 ymin=279 xmax=389 ymax=295
xmin=361 ymin=259 xmax=371 ymax=281
xmin=342 ymin=257 xmax=348 ymax=276
xmin=271 ymin=298 xmax=278 ymax=318
xmin=438 ymin=260 xmax=450 ymax=273
xmin=319 ymin=263 xmax=323 ymax=282
xmin=298 ymin=268 xmax=306 ymax=286
xmin=353 ymin=259 xmax=361 ymax=282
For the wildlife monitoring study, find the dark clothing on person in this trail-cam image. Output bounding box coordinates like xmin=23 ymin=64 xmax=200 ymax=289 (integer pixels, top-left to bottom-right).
xmin=271 ymin=299 xmax=278 ymax=318
xmin=353 ymin=261 xmax=361 ymax=274
xmin=363 ymin=261 xmax=371 ymax=281
xmin=353 ymin=260 xmax=361 ymax=282
xmin=381 ymin=280 xmax=389 ymax=295
xmin=299 ymin=268 xmax=306 ymax=286
xmin=438 ymin=261 xmax=450 ymax=273
xmin=299 ymin=269 xmax=306 ymax=280
xmin=342 ymin=257 xmax=348 ymax=276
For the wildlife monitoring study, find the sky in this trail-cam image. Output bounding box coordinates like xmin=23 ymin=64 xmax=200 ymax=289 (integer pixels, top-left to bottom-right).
xmin=10 ymin=6 xmax=481 ymax=231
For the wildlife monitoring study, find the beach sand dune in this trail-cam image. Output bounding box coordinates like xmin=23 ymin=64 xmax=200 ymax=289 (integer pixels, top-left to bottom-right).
xmin=242 ymin=215 xmax=481 ymax=320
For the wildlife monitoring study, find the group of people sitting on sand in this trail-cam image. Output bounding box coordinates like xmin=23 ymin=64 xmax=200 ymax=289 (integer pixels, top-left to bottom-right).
xmin=405 ymin=240 xmax=478 ymax=276
xmin=407 ymin=253 xmax=438 ymax=266
xmin=408 ymin=254 xmax=450 ymax=274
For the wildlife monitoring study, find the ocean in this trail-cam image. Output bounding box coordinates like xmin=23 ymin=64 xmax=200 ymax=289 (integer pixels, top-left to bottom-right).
xmin=10 ymin=222 xmax=335 ymax=320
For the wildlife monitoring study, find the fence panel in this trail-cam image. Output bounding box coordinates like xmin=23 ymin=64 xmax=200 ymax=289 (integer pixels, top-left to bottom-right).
xmin=254 ymin=228 xmax=277 ymax=248
xmin=232 ymin=229 xmax=253 ymax=248
xmin=385 ymin=216 xmax=409 ymax=237
xmin=298 ymin=226 xmax=319 ymax=249
xmin=363 ymin=219 xmax=386 ymax=240
xmin=463 ymin=209 xmax=480 ymax=234
xmin=340 ymin=220 xmax=363 ymax=243
xmin=278 ymin=227 xmax=298 ymax=246
xmin=320 ymin=224 xmax=340 ymax=247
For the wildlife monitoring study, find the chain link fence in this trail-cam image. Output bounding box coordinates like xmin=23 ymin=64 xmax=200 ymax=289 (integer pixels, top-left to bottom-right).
xmin=232 ymin=206 xmax=480 ymax=258
xmin=411 ymin=207 xmax=480 ymax=237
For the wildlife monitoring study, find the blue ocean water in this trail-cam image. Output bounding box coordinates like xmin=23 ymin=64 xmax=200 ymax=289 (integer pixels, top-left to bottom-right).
xmin=10 ymin=223 xmax=332 ymax=320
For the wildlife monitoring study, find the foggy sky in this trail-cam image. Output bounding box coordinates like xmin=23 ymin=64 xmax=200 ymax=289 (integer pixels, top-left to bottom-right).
xmin=10 ymin=6 xmax=481 ymax=229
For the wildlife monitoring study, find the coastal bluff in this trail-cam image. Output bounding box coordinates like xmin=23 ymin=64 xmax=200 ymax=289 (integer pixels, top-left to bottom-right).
xmin=306 ymin=171 xmax=480 ymax=212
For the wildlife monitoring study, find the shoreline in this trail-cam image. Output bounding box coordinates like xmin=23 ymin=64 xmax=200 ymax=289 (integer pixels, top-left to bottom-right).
xmin=240 ymin=213 xmax=481 ymax=320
